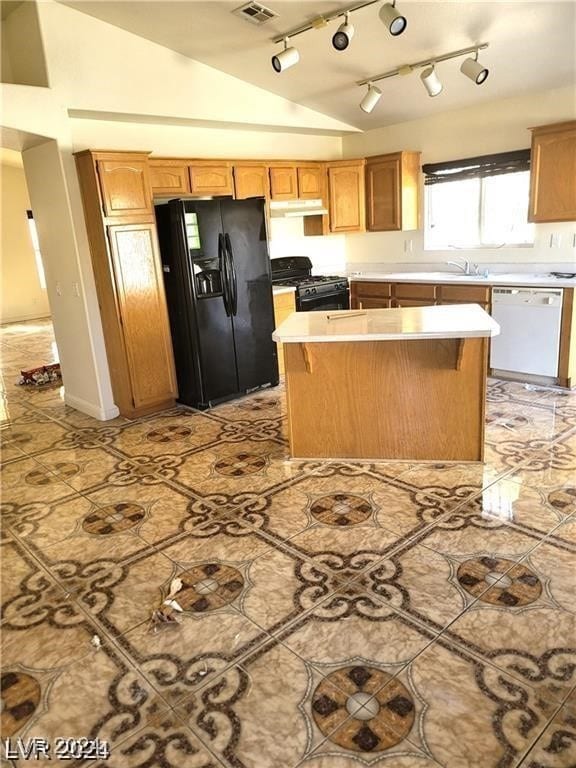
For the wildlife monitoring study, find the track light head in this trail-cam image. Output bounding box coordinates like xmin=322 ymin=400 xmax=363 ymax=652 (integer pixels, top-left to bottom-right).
xmin=271 ymin=37 xmax=300 ymax=73
xmin=359 ymin=84 xmax=382 ymax=113
xmin=460 ymin=53 xmax=489 ymax=84
xmin=420 ymin=65 xmax=443 ymax=97
xmin=379 ymin=2 xmax=407 ymax=36
xmin=332 ymin=13 xmax=355 ymax=51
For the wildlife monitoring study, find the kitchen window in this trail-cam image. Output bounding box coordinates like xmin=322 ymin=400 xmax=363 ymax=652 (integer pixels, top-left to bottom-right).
xmin=423 ymin=150 xmax=534 ymax=250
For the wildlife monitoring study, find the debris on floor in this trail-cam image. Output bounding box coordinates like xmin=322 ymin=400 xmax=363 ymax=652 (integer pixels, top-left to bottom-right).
xmin=90 ymin=634 xmax=102 ymax=650
xmin=19 ymin=362 xmax=62 ymax=386
xmin=149 ymin=577 xmax=184 ymax=632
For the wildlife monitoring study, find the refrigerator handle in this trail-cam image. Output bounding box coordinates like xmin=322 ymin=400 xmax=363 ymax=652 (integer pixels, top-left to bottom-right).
xmin=219 ymin=233 xmax=231 ymax=317
xmin=224 ymin=233 xmax=238 ymax=316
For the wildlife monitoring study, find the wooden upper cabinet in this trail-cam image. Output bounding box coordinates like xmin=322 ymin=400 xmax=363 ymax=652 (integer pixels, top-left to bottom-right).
xmin=188 ymin=162 xmax=234 ymax=196
xmin=149 ymin=159 xmax=190 ymax=196
xmin=327 ymin=160 xmax=366 ymax=233
xmin=529 ymin=121 xmax=576 ymax=222
xmin=269 ymin=166 xmax=298 ymax=200
xmin=297 ymin=165 xmax=324 ymax=199
xmin=96 ymin=155 xmax=153 ymax=217
xmin=365 ymin=151 xmax=420 ymax=231
xmin=107 ymin=222 xmax=177 ymax=409
xmin=234 ymin=164 xmax=269 ymax=199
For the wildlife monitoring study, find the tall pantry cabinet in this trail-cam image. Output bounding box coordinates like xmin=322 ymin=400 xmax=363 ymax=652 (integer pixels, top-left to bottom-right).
xmin=74 ymin=150 xmax=177 ymax=418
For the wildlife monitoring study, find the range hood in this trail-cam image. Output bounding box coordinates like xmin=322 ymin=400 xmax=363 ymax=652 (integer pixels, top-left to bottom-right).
xmin=269 ymin=199 xmax=328 ymax=218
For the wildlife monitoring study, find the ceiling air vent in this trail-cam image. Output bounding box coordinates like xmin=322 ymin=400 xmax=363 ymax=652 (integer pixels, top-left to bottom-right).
xmin=233 ymin=2 xmax=278 ymax=25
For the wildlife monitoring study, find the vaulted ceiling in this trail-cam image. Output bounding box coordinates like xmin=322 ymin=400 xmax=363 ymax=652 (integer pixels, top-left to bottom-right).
xmin=61 ymin=1 xmax=576 ymax=130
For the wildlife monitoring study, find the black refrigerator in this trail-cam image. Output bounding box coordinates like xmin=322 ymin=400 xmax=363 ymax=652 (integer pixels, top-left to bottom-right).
xmin=155 ymin=198 xmax=279 ymax=409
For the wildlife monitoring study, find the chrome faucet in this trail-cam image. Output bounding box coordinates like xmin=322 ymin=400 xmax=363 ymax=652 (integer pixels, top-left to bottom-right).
xmin=447 ymin=258 xmax=471 ymax=275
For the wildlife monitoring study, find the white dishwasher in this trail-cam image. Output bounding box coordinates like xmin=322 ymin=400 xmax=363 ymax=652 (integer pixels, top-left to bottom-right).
xmin=490 ymin=287 xmax=563 ymax=377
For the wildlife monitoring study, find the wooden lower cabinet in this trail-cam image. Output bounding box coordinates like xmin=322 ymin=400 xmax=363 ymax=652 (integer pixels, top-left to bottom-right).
xmin=75 ymin=150 xmax=177 ymax=419
xmin=106 ymin=223 xmax=178 ymax=413
xmin=351 ymin=281 xmax=491 ymax=312
xmin=393 ymin=298 xmax=434 ymax=308
xmin=273 ymin=290 xmax=296 ymax=375
xmin=559 ymin=288 xmax=576 ymax=388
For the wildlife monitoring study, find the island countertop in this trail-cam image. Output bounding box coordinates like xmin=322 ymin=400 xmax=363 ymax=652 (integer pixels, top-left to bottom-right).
xmin=272 ymin=304 xmax=500 ymax=343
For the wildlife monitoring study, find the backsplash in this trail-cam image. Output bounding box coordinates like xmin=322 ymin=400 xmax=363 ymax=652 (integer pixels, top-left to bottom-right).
xmin=268 ymin=217 xmax=346 ymax=274
xmin=346 ymin=221 xmax=576 ymax=267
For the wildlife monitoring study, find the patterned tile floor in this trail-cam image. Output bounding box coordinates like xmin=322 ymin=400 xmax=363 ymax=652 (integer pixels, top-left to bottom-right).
xmin=1 ymin=319 xmax=576 ymax=767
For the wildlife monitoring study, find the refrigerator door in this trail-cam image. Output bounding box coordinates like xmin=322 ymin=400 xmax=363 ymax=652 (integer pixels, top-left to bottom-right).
xmin=220 ymin=198 xmax=279 ymax=392
xmin=171 ymin=200 xmax=238 ymax=406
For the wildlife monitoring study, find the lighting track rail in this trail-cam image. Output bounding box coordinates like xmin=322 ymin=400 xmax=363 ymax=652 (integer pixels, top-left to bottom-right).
xmin=272 ymin=0 xmax=381 ymax=44
xmin=358 ymin=43 xmax=490 ymax=112
xmin=357 ymin=42 xmax=489 ymax=86
xmin=270 ymin=1 xmax=407 ymax=71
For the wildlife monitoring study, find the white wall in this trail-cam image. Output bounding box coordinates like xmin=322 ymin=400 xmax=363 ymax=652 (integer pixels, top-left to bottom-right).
xmin=22 ymin=140 xmax=118 ymax=419
xmin=1 ymin=0 xmax=49 ymax=87
xmin=69 ymin=118 xmax=343 ymax=160
xmin=343 ymin=86 xmax=576 ymax=266
xmin=35 ymin=0 xmax=356 ymax=135
xmin=0 ymin=151 xmax=51 ymax=322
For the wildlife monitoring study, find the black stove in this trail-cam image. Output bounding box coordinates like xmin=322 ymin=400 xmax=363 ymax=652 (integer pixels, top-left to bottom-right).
xmin=271 ymin=257 xmax=349 ymax=311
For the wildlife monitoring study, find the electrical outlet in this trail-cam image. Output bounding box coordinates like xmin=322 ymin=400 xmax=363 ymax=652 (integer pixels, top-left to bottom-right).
xmin=549 ymin=233 xmax=562 ymax=248
xmin=55 ymin=282 xmax=62 ymax=296
xmin=404 ymin=239 xmax=413 ymax=253
xmin=73 ymin=282 xmax=80 ymax=297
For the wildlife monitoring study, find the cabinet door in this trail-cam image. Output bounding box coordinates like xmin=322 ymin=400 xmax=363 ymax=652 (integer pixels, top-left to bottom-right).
xmin=529 ymin=124 xmax=576 ymax=222
xmin=439 ymin=284 xmax=490 ymax=304
xmin=366 ymin=157 xmax=401 ymax=231
xmin=234 ymin=165 xmax=269 ymax=199
xmin=149 ymin=163 xmax=190 ymax=196
xmin=273 ymin=291 xmax=296 ymax=375
xmin=297 ymin=165 xmax=323 ymax=198
xmin=392 ymin=298 xmax=435 ymax=308
xmin=107 ymin=223 xmax=177 ymax=409
xmin=356 ymin=297 xmax=391 ymax=309
xmin=189 ymin=164 xmax=234 ymax=196
xmin=328 ymin=164 xmax=365 ymax=233
xmin=97 ymin=159 xmax=152 ymax=217
xmin=269 ymin=167 xmax=298 ymax=200
xmin=394 ymin=283 xmax=437 ymax=301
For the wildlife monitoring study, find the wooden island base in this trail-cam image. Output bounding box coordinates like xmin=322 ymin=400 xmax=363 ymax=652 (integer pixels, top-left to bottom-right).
xmin=283 ymin=337 xmax=488 ymax=461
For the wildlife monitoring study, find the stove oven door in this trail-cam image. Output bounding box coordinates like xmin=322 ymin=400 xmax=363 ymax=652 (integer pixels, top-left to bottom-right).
xmin=297 ymin=289 xmax=350 ymax=312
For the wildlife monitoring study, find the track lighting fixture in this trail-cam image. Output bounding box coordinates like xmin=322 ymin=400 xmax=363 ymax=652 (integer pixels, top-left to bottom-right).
xmin=332 ymin=12 xmax=354 ymax=51
xmin=359 ymin=83 xmax=382 ymax=113
xmin=271 ymin=37 xmax=299 ymax=73
xmin=357 ymin=42 xmax=489 ymax=113
xmin=420 ymin=64 xmax=443 ymax=97
xmin=460 ymin=51 xmax=489 ymax=84
xmin=272 ymin=0 xmax=399 ymax=60
xmin=379 ymin=1 xmax=407 ymax=36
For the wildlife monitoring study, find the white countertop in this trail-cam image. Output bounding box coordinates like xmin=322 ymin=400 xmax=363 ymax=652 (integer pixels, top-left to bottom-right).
xmin=272 ymin=304 xmax=500 ymax=343
xmin=349 ymin=271 xmax=576 ymax=288
xmin=272 ymin=285 xmax=297 ymax=296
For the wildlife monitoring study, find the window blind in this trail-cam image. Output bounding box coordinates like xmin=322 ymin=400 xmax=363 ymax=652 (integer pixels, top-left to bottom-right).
xmin=422 ymin=149 xmax=530 ymax=186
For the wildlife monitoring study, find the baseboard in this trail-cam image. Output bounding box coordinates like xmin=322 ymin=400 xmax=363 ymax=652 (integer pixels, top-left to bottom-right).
xmin=0 ymin=312 xmax=52 ymax=325
xmin=64 ymin=393 xmax=120 ymax=421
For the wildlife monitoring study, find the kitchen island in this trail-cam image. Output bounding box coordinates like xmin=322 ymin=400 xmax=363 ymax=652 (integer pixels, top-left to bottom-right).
xmin=272 ymin=304 xmax=500 ymax=461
